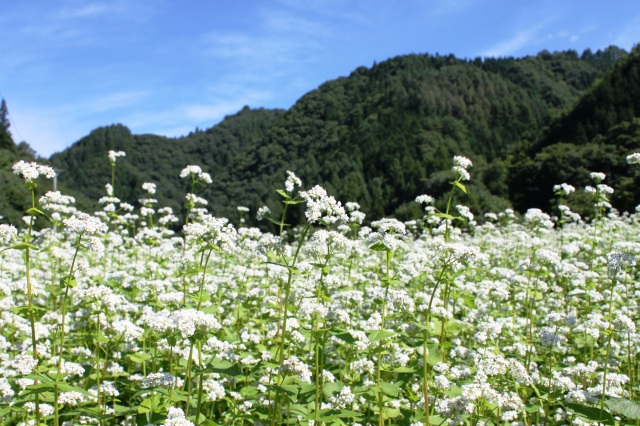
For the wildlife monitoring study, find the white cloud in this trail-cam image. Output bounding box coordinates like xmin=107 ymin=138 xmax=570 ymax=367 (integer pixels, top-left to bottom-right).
xmin=482 ymin=31 xmax=535 ymax=58
xmin=55 ymin=3 xmax=114 ymax=19
xmin=83 ymin=91 xmax=150 ymax=113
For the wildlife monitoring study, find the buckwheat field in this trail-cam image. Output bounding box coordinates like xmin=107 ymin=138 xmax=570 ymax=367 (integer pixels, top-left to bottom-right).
xmin=1 ymin=152 xmax=639 ymax=426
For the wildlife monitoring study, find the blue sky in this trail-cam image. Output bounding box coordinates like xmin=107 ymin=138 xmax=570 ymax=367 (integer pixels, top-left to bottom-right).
xmin=1 ymin=0 xmax=639 ymax=158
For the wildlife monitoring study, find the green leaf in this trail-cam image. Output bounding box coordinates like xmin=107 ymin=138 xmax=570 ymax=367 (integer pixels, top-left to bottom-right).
xmin=96 ymin=330 xmax=109 ymax=343
xmin=128 ymin=353 xmax=152 ymax=364
xmin=564 ymin=403 xmax=615 ymax=425
xmin=208 ymin=359 xmax=234 ymax=370
xmin=524 ymin=404 xmax=541 ymax=413
xmin=381 ymin=277 xmax=405 ymax=287
xmin=330 ymin=329 xmax=357 ymax=344
xmin=323 ymin=381 xmax=344 ymax=397
xmin=452 ymin=181 xmax=467 ymax=193
xmin=276 ymin=189 xmax=290 ymax=199
xmin=410 ymin=320 xmax=429 ymax=331
xmin=4 ymin=242 xmax=39 ymax=251
xmin=137 ymin=397 xmax=154 ymax=414
xmin=22 ymin=373 xmax=54 ymax=382
xmin=434 ymin=212 xmax=456 ymax=221
xmin=426 ymin=342 xmax=442 ymax=365
xmin=60 ymin=275 xmax=77 ymax=288
xmin=12 ymin=305 xmax=47 ymax=320
xmin=26 ymin=207 xmax=45 ymax=216
xmin=392 ymin=366 xmax=416 ymax=373
xmin=446 ymin=319 xmax=462 ymax=334
xmin=21 ymin=381 xmax=93 ymax=398
xmin=463 ymin=295 xmax=475 ymax=309
xmin=381 ymin=407 xmax=402 ymax=418
xmin=605 ymin=397 xmax=640 ymax=419
xmin=316 ymin=409 xmax=363 ymax=420
xmin=367 ymin=330 xmax=396 ymax=342
xmin=369 ymin=242 xmax=389 ymax=252
xmin=380 ymin=381 xmax=399 ymax=397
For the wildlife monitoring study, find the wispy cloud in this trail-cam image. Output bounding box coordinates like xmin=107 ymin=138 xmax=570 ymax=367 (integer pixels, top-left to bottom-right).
xmin=83 ymin=91 xmax=150 ymax=113
xmin=480 ymin=9 xmax=563 ymax=58
xmin=482 ymin=29 xmax=539 ymax=57
xmin=55 ymin=2 xmax=115 ymax=19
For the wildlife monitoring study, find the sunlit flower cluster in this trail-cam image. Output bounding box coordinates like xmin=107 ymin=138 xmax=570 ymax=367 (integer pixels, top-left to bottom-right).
xmin=12 ymin=161 xmax=56 ymax=183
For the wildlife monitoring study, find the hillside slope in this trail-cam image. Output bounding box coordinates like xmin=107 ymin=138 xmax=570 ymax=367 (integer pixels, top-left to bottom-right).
xmin=511 ymin=46 xmax=640 ymax=215
xmin=6 ymin=46 xmax=624 ymax=227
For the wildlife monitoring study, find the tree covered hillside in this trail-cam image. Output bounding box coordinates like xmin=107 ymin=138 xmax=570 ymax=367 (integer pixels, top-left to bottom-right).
xmin=511 ymin=46 xmax=640 ymax=216
xmin=1 ymin=46 xmax=634 ymax=228
xmin=49 ymin=108 xmax=285 ymax=223
xmin=241 ymin=47 xmax=626 ymax=221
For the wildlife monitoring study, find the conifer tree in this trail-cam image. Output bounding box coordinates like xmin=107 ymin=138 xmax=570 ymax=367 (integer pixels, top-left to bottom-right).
xmin=0 ymin=98 xmax=15 ymax=150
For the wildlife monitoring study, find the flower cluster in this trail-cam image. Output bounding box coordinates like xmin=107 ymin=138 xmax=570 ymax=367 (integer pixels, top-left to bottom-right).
xmin=627 ymin=152 xmax=640 ymax=164
xmin=299 ymin=185 xmax=348 ymax=224
xmin=12 ymin=161 xmax=56 ymax=183
xmin=63 ymin=212 xmax=109 ymax=235
xmin=284 ymin=170 xmax=302 ymax=193
xmin=141 ymin=182 xmax=156 ymax=194
xmin=452 ymin=155 xmax=473 ymax=181
xmin=180 ymin=165 xmax=212 ymax=184
xmin=553 ymin=183 xmax=575 ymax=196
xmin=183 ymin=215 xmax=237 ymax=252
xmin=0 ymin=224 xmax=17 ymax=245
xmin=108 ymin=150 xmax=126 ymax=164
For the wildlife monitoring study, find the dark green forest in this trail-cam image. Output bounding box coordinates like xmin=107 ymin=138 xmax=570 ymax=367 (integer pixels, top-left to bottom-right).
xmin=1 ymin=45 xmax=639 ymax=228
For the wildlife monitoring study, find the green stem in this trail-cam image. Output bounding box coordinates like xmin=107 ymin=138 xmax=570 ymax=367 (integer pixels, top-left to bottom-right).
xmin=54 ymin=235 xmax=83 ymax=426
xmin=423 ymin=264 xmax=450 ymax=426
xmin=25 ymin=187 xmax=41 ymax=426
xmin=377 ymin=250 xmax=392 ymax=426
xmin=277 ymin=224 xmax=311 ymax=365
xmin=600 ymin=279 xmax=616 ymax=414
xmin=185 ymin=248 xmax=212 ymax=418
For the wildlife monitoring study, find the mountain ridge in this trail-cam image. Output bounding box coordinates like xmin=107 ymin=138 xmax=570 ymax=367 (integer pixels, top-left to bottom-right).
xmin=0 ymin=45 xmax=636 ymax=227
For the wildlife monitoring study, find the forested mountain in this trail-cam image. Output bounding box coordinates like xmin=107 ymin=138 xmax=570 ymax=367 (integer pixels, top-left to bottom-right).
xmin=1 ymin=45 xmax=637 ymax=228
xmin=240 ymin=48 xmax=627 ymax=221
xmin=49 ymin=107 xmax=285 ymax=223
xmin=511 ymin=46 xmax=640 ymax=216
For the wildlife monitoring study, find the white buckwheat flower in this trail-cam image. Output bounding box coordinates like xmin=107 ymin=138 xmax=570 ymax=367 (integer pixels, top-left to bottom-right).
xmin=63 ymin=212 xmax=108 ymax=235
xmin=627 ymin=152 xmax=640 ymax=164
xmin=0 ymin=224 xmax=18 ymax=245
xmin=284 ymin=170 xmax=302 ymax=193
xmin=553 ymin=183 xmax=575 ymax=196
xmin=141 ymin=182 xmax=156 ymax=194
xmin=180 ymin=164 xmax=212 ymax=184
xmin=452 ymin=156 xmax=473 ymax=181
xmin=108 ymin=150 xmax=126 ymax=163
xmin=300 ymin=185 xmax=348 ymax=224
xmin=12 ymin=161 xmax=56 ymax=182
xmin=183 ymin=214 xmax=237 ymax=252
xmin=13 ymin=353 xmax=38 ymax=374
xmin=165 ymin=407 xmax=194 ymax=426
xmin=415 ymin=194 xmax=435 ymax=205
